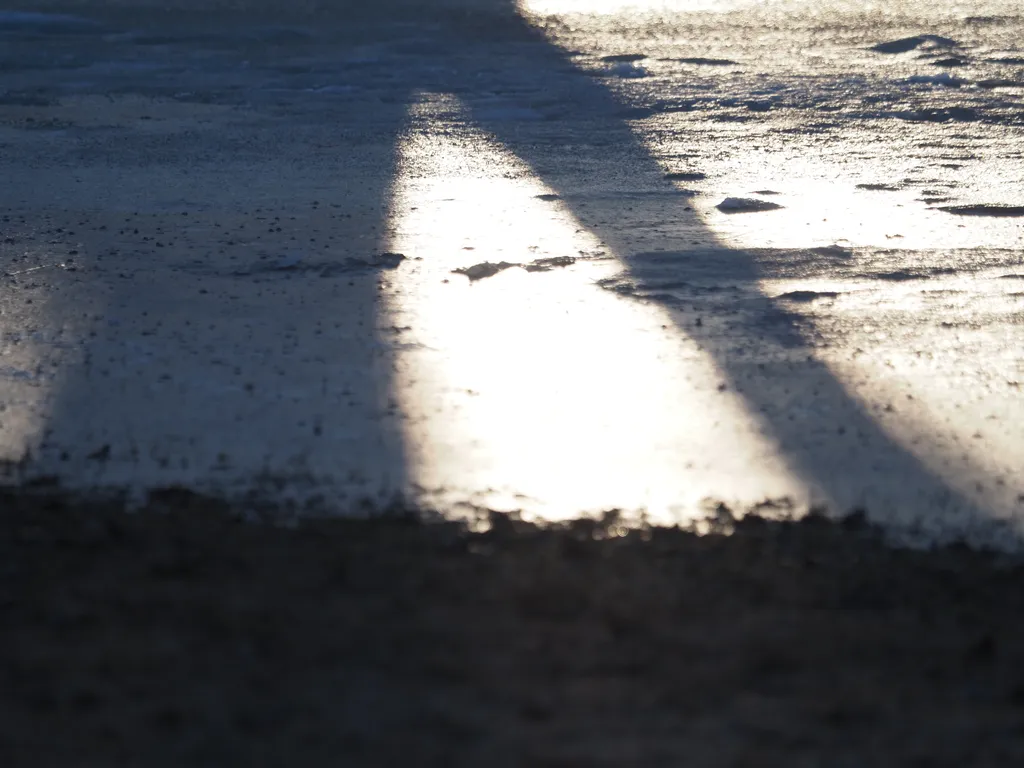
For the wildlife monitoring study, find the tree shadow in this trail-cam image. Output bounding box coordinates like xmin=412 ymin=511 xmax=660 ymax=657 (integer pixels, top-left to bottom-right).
xmin=7 ymin=8 xmax=415 ymax=505
xmin=379 ymin=1 xmax=989 ymax=534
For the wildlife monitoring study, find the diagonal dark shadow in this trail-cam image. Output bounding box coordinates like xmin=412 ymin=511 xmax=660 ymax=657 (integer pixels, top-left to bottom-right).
xmin=397 ymin=1 xmax=992 ymax=537
xmin=7 ymin=8 xmax=415 ymax=504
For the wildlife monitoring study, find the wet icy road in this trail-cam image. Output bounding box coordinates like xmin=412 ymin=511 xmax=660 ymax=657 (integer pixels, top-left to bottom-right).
xmin=0 ymin=1 xmax=1022 ymax=546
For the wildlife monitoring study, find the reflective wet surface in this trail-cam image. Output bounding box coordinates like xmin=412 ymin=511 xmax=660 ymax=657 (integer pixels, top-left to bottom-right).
xmin=0 ymin=1 xmax=1021 ymax=545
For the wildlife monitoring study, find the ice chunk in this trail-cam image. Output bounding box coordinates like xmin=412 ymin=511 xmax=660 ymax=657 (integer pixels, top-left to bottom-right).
xmin=856 ymin=183 xmax=902 ymax=191
xmin=453 ymin=262 xmax=518 ymax=281
xmin=939 ymin=204 xmax=1024 ymax=217
xmin=905 ymin=73 xmax=966 ymax=88
xmin=524 ymin=256 xmax=575 ymax=272
xmin=370 ymin=252 xmax=406 ymax=269
xmin=872 ymin=35 xmax=959 ymax=54
xmin=601 ymin=53 xmax=646 ymax=63
xmin=976 ymin=79 xmax=1024 ymax=90
xmin=664 ymin=171 xmax=707 ymax=182
xmin=776 ymin=290 xmax=839 ymax=302
xmin=674 ymin=57 xmax=738 ymax=66
xmin=715 ymin=197 xmax=783 ymax=213
xmin=605 ymin=62 xmax=648 ymax=79
xmin=452 ymin=256 xmax=575 ymax=281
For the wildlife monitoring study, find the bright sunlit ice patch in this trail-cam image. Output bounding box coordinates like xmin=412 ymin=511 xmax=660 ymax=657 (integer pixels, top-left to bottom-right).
xmin=0 ymin=243 xmax=69 ymax=467
xmin=702 ymin=176 xmax=1024 ymax=252
xmin=676 ymin=126 xmax=1024 ymax=252
xmin=682 ymin=141 xmax=1024 ymax=529
xmin=380 ymin=93 xmax=805 ymax=523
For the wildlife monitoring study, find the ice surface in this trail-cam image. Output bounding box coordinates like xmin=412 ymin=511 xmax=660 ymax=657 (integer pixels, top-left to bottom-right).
xmin=1 ymin=0 xmax=1023 ymax=545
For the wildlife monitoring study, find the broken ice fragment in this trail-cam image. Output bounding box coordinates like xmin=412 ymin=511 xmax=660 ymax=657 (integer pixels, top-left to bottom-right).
xmin=601 ymin=53 xmax=646 ymax=63
xmin=776 ymin=290 xmax=839 ymax=302
xmin=371 ymin=252 xmax=406 ymax=269
xmin=905 ymin=72 xmax=966 ymax=88
xmin=453 ymin=262 xmax=518 ymax=281
xmin=939 ymin=204 xmax=1024 ymax=217
xmin=605 ymin=62 xmax=648 ymax=79
xmin=664 ymin=171 xmax=706 ymax=182
xmin=715 ymin=197 xmax=783 ymax=213
xmin=674 ymin=57 xmax=738 ymax=66
xmin=871 ymin=35 xmax=959 ymax=54
xmin=524 ymin=256 xmax=575 ymax=272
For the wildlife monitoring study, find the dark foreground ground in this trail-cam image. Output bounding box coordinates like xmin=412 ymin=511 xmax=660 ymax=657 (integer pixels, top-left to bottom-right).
xmin=3 ymin=489 xmax=1024 ymax=766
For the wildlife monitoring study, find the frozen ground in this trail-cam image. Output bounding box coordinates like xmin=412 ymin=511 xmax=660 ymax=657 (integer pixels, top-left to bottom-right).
xmin=4 ymin=2 xmax=1024 ymax=765
xmin=0 ymin=0 xmax=1022 ymax=546
xmin=6 ymin=491 xmax=1024 ymax=767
